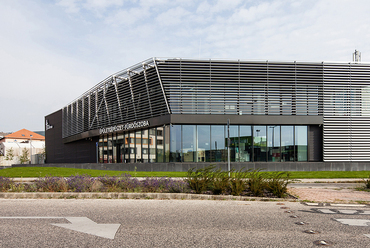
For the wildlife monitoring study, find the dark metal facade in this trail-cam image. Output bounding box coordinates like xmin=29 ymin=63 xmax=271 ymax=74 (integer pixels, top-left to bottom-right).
xmin=57 ymin=58 xmax=370 ymax=163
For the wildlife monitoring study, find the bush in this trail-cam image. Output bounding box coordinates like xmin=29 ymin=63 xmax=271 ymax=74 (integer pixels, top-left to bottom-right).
xmin=364 ymin=175 xmax=370 ymax=189
xmin=266 ymin=172 xmax=291 ymax=198
xmin=0 ymin=177 xmax=14 ymax=192
xmin=168 ymin=180 xmax=189 ymax=193
xmin=97 ymin=174 xmax=140 ymax=192
xmin=35 ymin=176 xmax=68 ymax=192
xmin=66 ymin=175 xmax=95 ymax=192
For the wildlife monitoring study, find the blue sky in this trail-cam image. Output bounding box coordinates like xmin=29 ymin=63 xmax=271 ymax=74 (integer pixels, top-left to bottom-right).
xmin=1 ymin=0 xmax=370 ymax=132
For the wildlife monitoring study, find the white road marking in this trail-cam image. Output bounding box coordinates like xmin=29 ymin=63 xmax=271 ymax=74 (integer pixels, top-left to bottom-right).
xmin=360 ymin=211 xmax=370 ymax=215
xmin=335 ymin=219 xmax=370 ymax=226
xmin=317 ymin=209 xmax=336 ymax=214
xmin=338 ymin=210 xmax=358 ymax=214
xmin=363 ymin=234 xmax=370 ymax=239
xmin=0 ymin=216 xmax=120 ymax=239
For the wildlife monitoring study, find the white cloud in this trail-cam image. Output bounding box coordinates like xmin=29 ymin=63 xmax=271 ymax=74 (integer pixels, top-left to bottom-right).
xmin=2 ymin=0 xmax=370 ymax=132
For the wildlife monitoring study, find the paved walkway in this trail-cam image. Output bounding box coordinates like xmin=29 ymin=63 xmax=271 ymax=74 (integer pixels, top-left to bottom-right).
xmin=288 ymin=179 xmax=370 ymax=204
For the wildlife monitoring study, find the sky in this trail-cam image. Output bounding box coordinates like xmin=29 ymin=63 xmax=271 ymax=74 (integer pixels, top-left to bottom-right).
xmin=1 ymin=0 xmax=370 ymax=132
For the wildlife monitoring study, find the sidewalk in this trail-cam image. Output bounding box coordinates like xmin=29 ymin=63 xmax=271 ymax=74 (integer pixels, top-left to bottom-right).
xmin=288 ymin=178 xmax=370 ymax=204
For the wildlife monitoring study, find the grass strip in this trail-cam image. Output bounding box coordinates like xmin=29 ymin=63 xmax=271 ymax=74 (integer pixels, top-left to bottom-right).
xmin=0 ymin=167 xmax=370 ymax=179
xmin=0 ymin=167 xmax=187 ymax=178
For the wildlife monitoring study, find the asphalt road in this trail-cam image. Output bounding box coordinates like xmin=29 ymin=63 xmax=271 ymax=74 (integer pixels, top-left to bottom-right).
xmin=0 ymin=199 xmax=369 ymax=247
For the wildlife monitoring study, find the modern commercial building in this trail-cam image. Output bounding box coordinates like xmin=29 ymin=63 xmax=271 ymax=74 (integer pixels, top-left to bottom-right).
xmin=45 ymin=58 xmax=370 ymax=171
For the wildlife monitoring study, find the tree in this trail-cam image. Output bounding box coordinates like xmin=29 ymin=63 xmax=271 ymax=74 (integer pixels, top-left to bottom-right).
xmin=5 ymin=147 xmax=15 ymax=161
xmin=19 ymin=148 xmax=30 ymax=164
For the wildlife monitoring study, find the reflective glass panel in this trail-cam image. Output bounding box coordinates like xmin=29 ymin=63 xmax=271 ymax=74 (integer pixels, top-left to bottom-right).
xmin=164 ymin=125 xmax=170 ymax=162
xmin=197 ymin=125 xmax=210 ymax=162
xmin=240 ymin=125 xmax=252 ymax=162
xmin=182 ymin=125 xmax=196 ymax=162
xmin=170 ymin=125 xmax=182 ymax=162
xmin=253 ymin=126 xmax=266 ymax=161
xmin=281 ymin=126 xmax=294 ymax=161
xmin=149 ymin=128 xmax=156 ymax=163
xmin=135 ymin=131 xmax=141 ymax=162
xmin=226 ymin=125 xmax=239 ymax=162
xmin=211 ymin=125 xmax=225 ymax=162
xmin=117 ymin=133 xmax=124 ymax=163
xmin=142 ymin=129 xmax=149 ymax=163
xmin=295 ymin=126 xmax=307 ymax=161
xmin=156 ymin=127 xmax=164 ymax=162
xmin=268 ymin=126 xmax=280 ymax=162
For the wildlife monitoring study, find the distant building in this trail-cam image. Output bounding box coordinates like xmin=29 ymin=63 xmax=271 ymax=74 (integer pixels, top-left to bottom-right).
xmin=0 ymin=129 xmax=45 ymax=166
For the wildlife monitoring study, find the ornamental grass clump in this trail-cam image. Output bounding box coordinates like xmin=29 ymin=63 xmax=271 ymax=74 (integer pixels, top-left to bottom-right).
xmin=0 ymin=177 xmax=14 ymax=192
xmin=186 ymin=165 xmax=215 ymax=194
xmin=230 ymin=168 xmax=250 ymax=196
xmin=211 ymin=169 xmax=231 ymax=195
xmin=266 ymin=172 xmax=290 ymax=198
xmin=247 ymin=169 xmax=266 ymax=197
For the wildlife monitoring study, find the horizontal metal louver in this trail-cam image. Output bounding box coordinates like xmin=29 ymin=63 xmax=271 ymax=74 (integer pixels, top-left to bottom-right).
xmin=157 ymin=59 xmax=324 ymax=116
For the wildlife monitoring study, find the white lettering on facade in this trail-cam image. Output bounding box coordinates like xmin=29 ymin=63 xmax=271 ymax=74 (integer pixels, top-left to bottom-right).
xmin=46 ymin=120 xmax=54 ymax=131
xmin=99 ymin=120 xmax=150 ymax=134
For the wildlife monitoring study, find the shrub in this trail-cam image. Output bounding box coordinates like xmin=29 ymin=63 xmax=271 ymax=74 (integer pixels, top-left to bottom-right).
xmin=186 ymin=165 xmax=215 ymax=194
xmin=168 ymin=180 xmax=190 ymax=193
xmin=364 ymin=175 xmax=370 ymax=189
xmin=141 ymin=177 xmax=167 ymax=192
xmin=66 ymin=175 xmax=95 ymax=192
xmin=266 ymin=172 xmax=291 ymax=198
xmin=247 ymin=169 xmax=266 ymax=197
xmin=0 ymin=177 xmax=14 ymax=192
xmin=35 ymin=176 xmax=68 ymax=192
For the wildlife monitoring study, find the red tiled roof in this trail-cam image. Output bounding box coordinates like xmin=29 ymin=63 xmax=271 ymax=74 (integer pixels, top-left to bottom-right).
xmin=4 ymin=129 xmax=45 ymax=141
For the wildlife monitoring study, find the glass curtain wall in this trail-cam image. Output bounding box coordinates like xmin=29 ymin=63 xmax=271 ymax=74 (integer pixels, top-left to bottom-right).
xmin=98 ymin=124 xmax=308 ymax=163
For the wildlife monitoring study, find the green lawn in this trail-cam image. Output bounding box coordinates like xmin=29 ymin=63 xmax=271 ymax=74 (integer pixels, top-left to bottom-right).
xmin=0 ymin=167 xmax=370 ymax=179
xmin=0 ymin=167 xmax=187 ymax=178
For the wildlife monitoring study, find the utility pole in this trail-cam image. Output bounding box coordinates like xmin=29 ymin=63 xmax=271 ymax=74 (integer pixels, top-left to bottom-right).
xmin=227 ymin=119 xmax=230 ymax=175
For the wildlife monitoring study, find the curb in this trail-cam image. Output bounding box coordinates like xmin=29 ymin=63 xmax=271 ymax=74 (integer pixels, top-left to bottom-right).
xmin=0 ymin=192 xmax=291 ymax=201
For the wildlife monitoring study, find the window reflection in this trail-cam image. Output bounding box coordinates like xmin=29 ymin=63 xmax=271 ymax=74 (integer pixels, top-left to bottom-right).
xmin=98 ymin=124 xmax=308 ymax=163
xmin=281 ymin=126 xmax=294 ymax=161
xmin=268 ymin=126 xmax=280 ymax=162
xmin=211 ymin=125 xmax=225 ymax=162
xmin=253 ymin=126 xmax=266 ymax=161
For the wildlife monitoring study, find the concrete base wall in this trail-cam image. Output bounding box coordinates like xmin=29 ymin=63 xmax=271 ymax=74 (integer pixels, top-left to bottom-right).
xmin=9 ymin=162 xmax=370 ymax=172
